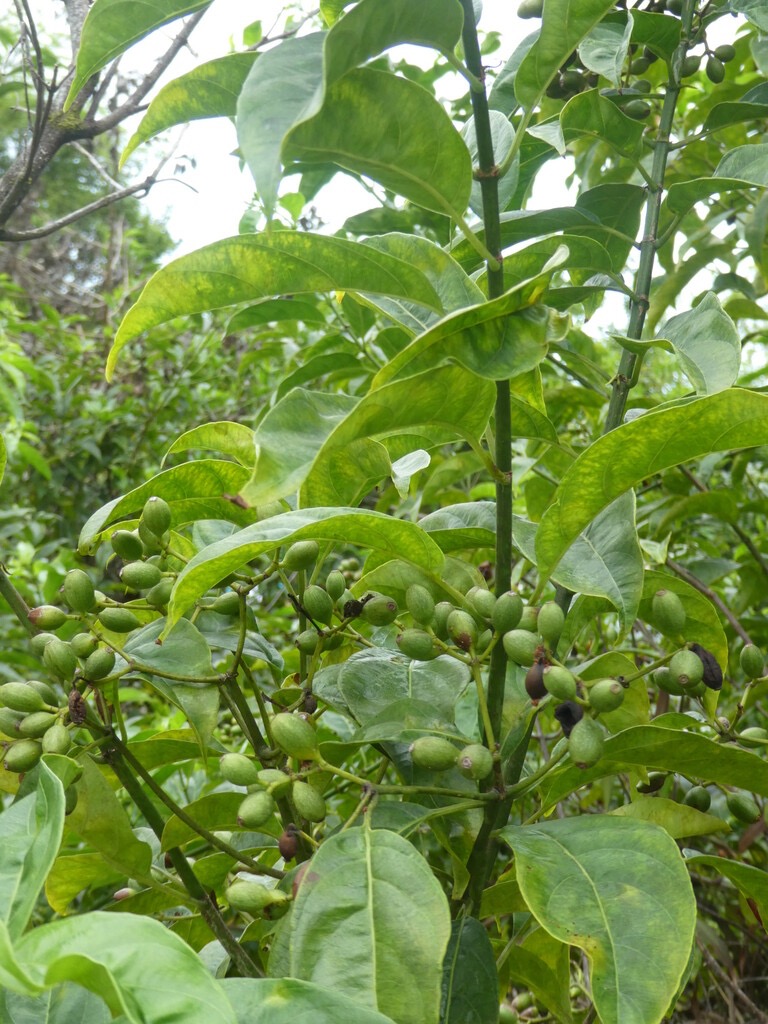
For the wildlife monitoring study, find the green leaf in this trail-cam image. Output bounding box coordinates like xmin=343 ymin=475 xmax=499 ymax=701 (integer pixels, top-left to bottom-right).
xmin=339 ymin=649 xmax=469 ymax=727
xmin=221 ymin=977 xmax=396 ymax=1024
xmin=164 ymin=422 xmax=256 ymax=468
xmin=578 ymin=12 xmax=633 ymax=88
xmin=506 ymin=926 xmax=573 ymax=1024
xmin=371 ymin=289 xmax=551 ymax=388
xmin=489 ymin=31 xmax=539 ymax=115
xmin=610 ymin=797 xmax=728 ymax=839
xmin=628 ymin=11 xmax=680 ymax=62
xmin=121 ymin=52 xmax=257 ymax=165
xmin=287 ymin=827 xmax=451 ymax=1024
xmin=227 ymin=298 xmax=326 ymax=332
xmin=0 ymin=763 xmax=64 ymax=940
xmin=539 ymin=726 xmax=768 ymax=808
xmin=535 ymin=389 xmax=768 ymax=580
xmin=0 ymin=433 xmax=7 ymax=489
xmin=109 ymin=233 xmax=440 ymax=379
xmin=45 ymin=854 xmax=123 ymax=915
xmin=514 ymin=492 xmax=643 ymax=633
xmin=300 ymin=366 xmax=495 ymax=506
xmin=66 ymin=0 xmax=212 ymax=107
xmin=441 ymin=917 xmax=499 ymax=1024
xmin=716 ymin=143 xmax=768 ymax=186
xmin=14 ymin=912 xmax=236 ymax=1023
xmin=559 ymin=90 xmax=645 ymax=160
xmin=241 ymin=390 xmax=358 ymax=507
xmin=64 ymin=758 xmax=152 ymax=880
xmin=464 ymin=111 xmax=517 ymax=216
xmin=284 ymin=68 xmax=472 ymax=219
xmin=2 ymin=982 xmax=114 ymax=1024
xmin=731 ymin=0 xmax=768 ymax=31
xmin=500 ymin=816 xmax=696 ymax=1024
xmin=166 ymin=508 xmax=445 ymax=631
xmin=161 ymin=793 xmax=247 ymax=850
xmin=361 ymin=234 xmax=485 ymax=334
xmin=78 ymin=460 xmax=253 ymax=552
xmin=666 ymin=145 xmax=768 ymax=217
xmin=703 ymin=99 xmax=768 ymax=133
xmin=687 ymin=855 xmax=768 ymax=925
xmin=515 ymin=0 xmax=618 ymax=111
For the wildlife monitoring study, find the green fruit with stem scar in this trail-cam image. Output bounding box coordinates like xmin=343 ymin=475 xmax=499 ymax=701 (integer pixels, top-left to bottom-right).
xmin=503 ymin=629 xmax=539 ymax=667
xmin=303 ymin=585 xmax=334 ymax=625
xmin=271 ymin=713 xmax=319 ymax=760
xmin=220 ymin=752 xmax=261 ymax=787
xmin=652 ymin=589 xmax=686 ymax=636
xmin=28 ymin=605 xmax=68 ymax=631
xmin=457 ymin=743 xmax=493 ymax=780
xmin=397 ymin=628 xmax=438 ymax=661
xmin=493 ymin=592 xmax=523 ymax=633
xmin=409 ymin=735 xmax=458 ymax=771
xmin=226 ymin=880 xmax=290 ymax=914
xmin=17 ymin=711 xmax=58 ymax=738
xmin=98 ymin=607 xmax=141 ymax=633
xmin=568 ymin=718 xmax=604 ymax=768
xmin=362 ymin=594 xmax=399 ymax=626
xmin=282 ymin=540 xmax=319 ymax=571
xmin=292 ymin=780 xmax=327 ymax=821
xmin=84 ymin=648 xmax=116 ymax=681
xmin=406 ymin=584 xmax=435 ymax=625
xmin=0 ymin=682 xmax=48 ymax=713
xmin=62 ymin=569 xmax=96 ymax=612
xmin=727 ymin=792 xmax=761 ymax=824
xmin=740 ymin=644 xmax=764 ymax=680
xmin=42 ymin=723 xmax=71 ymax=754
xmin=120 ymin=561 xmax=163 ymax=590
xmin=543 ymin=665 xmax=577 ymax=701
xmin=237 ymin=790 xmax=275 ymax=828
xmin=447 ymin=610 xmax=477 ymax=651
xmin=683 ymin=786 xmax=711 ymax=812
xmin=538 ymin=602 xmax=565 ymax=648
xmin=588 ymin=679 xmax=625 ymax=713
xmin=3 ymin=739 xmax=42 ymax=773
xmin=669 ymin=649 xmax=704 ymax=688
xmin=141 ymin=496 xmax=172 ymax=537
xmin=110 ymin=530 xmax=143 ymax=561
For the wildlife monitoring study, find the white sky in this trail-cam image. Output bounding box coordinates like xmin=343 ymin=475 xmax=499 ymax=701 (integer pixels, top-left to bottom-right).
xmin=135 ymin=0 xmax=538 ymax=256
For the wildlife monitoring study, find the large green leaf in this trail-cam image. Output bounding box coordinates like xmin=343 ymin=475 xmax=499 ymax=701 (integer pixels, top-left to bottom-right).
xmin=300 ymin=365 xmax=495 ymax=506
xmin=2 ymin=981 xmax=114 ymax=1023
xmin=666 ymin=145 xmax=768 ymax=217
xmin=64 ymin=758 xmax=153 ymax=880
xmin=66 ymin=0 xmax=212 ymax=107
xmin=539 ymin=726 xmax=768 ymax=807
xmin=441 ymin=917 xmax=499 ymax=1024
xmin=236 ymin=0 xmax=464 ymax=218
xmin=45 ymin=854 xmax=123 ymax=916
xmin=78 ymin=460 xmax=253 ymax=552
xmin=560 ymin=89 xmax=645 ymax=158
xmin=284 ymin=68 xmax=472 ymax=219
xmin=515 ymin=492 xmax=643 ymax=633
xmin=500 ymin=817 xmax=696 ymax=1024
xmin=535 ymin=389 xmax=768 ymax=580
xmin=288 ymin=827 xmax=451 ymax=1024
xmin=241 ymin=390 xmax=358 ymax=507
xmin=122 ymin=52 xmax=257 ymax=165
xmin=109 ymin=233 xmax=440 ymax=379
xmin=371 ymin=288 xmax=551 ymax=388
xmin=12 ymin=912 xmax=235 ymax=1023
xmin=164 ymin=422 xmax=256 ymax=469
xmin=610 ymin=797 xmax=728 ymax=839
xmin=222 ymin=977 xmax=396 ymax=1023
xmin=578 ymin=12 xmax=633 ymax=88
xmin=731 ymin=0 xmax=768 ymax=31
xmin=515 ymin=0 xmax=618 ymax=111
xmin=166 ymin=508 xmax=444 ymax=632
xmin=0 ymin=433 xmax=6 ymax=489
xmin=0 ymin=763 xmax=65 ymax=941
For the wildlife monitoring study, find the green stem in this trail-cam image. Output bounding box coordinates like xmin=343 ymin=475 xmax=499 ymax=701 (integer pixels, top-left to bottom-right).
xmin=221 ymin=677 xmax=268 ymax=756
xmin=103 ymin=740 xmax=262 ymax=977
xmin=603 ymin=33 xmax=688 ymax=433
xmin=471 ymin=661 xmax=496 ymax=749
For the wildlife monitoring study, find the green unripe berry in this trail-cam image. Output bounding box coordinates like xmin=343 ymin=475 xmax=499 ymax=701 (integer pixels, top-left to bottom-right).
xmin=43 ymin=638 xmax=77 ymax=680
xmin=457 ymin=743 xmax=494 ymax=780
xmin=410 ymin=735 xmax=459 ymax=772
xmin=538 ymin=602 xmax=565 ymax=648
xmin=325 ymin=570 xmax=346 ymax=603
xmin=623 ymin=100 xmax=651 ymax=120
xmin=542 ymin=665 xmax=577 ymax=701
xmin=361 ymin=594 xmax=399 ymax=627
xmin=683 ymin=786 xmax=711 ymax=812
xmin=30 ymin=632 xmax=57 ymax=658
xmin=3 ymin=739 xmax=42 ymax=773
xmin=681 ymin=54 xmax=701 ymax=78
xmin=291 ymin=780 xmax=327 ymax=821
xmin=517 ymin=0 xmax=543 ymax=17
xmin=652 ymin=589 xmax=686 ymax=635
xmin=270 ymin=713 xmax=319 ymax=760
xmin=713 ymin=44 xmax=735 ymax=63
xmin=83 ymin=647 xmax=116 ymax=681
xmin=98 ymin=607 xmax=142 ymax=633
xmin=630 ymin=57 xmax=650 ymax=75
xmin=396 ymin=629 xmax=438 ymax=661
xmin=669 ymin=649 xmax=704 ymax=689
xmin=738 ymin=727 xmax=768 ymax=748
xmin=137 ymin=519 xmax=168 ymax=554
xmin=634 ymin=79 xmax=652 ymax=94
xmin=706 ymin=57 xmax=725 ymax=83
xmin=431 ymin=601 xmax=454 ymax=640
xmin=502 ymin=629 xmax=539 ymax=667
xmin=220 ymin=752 xmax=261 ymax=787
xmin=492 ymin=591 xmax=523 ymax=633
xmin=466 ymin=587 xmax=496 ymax=621
xmin=256 ymin=768 xmax=292 ymax=797
xmin=141 ymin=496 xmax=172 ymax=537
xmin=727 ymin=791 xmax=761 ymax=824
xmin=295 ymin=629 xmax=319 ymax=655
xmin=0 ymin=708 xmax=23 ymax=736
xmin=27 ymin=605 xmax=68 ymax=631
xmin=282 ymin=540 xmax=319 ymax=572
xmin=740 ymin=644 xmax=764 ymax=680
xmin=405 ymin=584 xmax=435 ymax=626
xmin=71 ymin=633 xmax=98 ymax=659
xmin=518 ymin=606 xmax=539 ymax=633
xmin=636 ymin=772 xmax=667 ymax=794
xmin=303 ymin=585 xmax=335 ymax=625
xmin=120 ymin=561 xmax=163 ymax=591
xmin=666 ymin=0 xmax=683 ymax=13
xmin=568 ymin=717 xmax=605 ymax=768
xmin=146 ymin=578 xmax=174 ymax=608
xmin=110 ymin=530 xmax=144 ymax=561
xmin=210 ymin=591 xmax=241 ymax=616
xmin=17 ymin=711 xmax=59 ymax=738
xmin=26 ymin=679 xmax=59 ymax=705
xmin=653 ymin=666 xmax=686 ymax=697
xmin=42 ymin=723 xmax=71 ymax=755
xmin=588 ymin=679 xmax=625 ymax=713
xmin=226 ymin=880 xmax=290 ymax=914
xmin=0 ymin=682 xmax=48 ymax=713
xmin=62 ymin=569 xmax=96 ymax=613
xmin=237 ymin=790 xmax=276 ymax=829
xmin=446 ymin=609 xmax=478 ymax=651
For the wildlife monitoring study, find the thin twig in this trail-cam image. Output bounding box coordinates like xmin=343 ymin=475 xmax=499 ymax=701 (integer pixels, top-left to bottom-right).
xmin=666 ymin=558 xmax=751 ymax=645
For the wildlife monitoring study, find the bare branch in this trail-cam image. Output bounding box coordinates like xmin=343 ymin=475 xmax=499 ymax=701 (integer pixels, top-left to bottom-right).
xmin=71 ymin=141 xmax=122 ymax=188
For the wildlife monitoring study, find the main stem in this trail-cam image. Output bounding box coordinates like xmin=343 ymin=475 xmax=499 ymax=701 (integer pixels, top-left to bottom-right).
xmin=459 ymin=0 xmax=510 ymax=914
